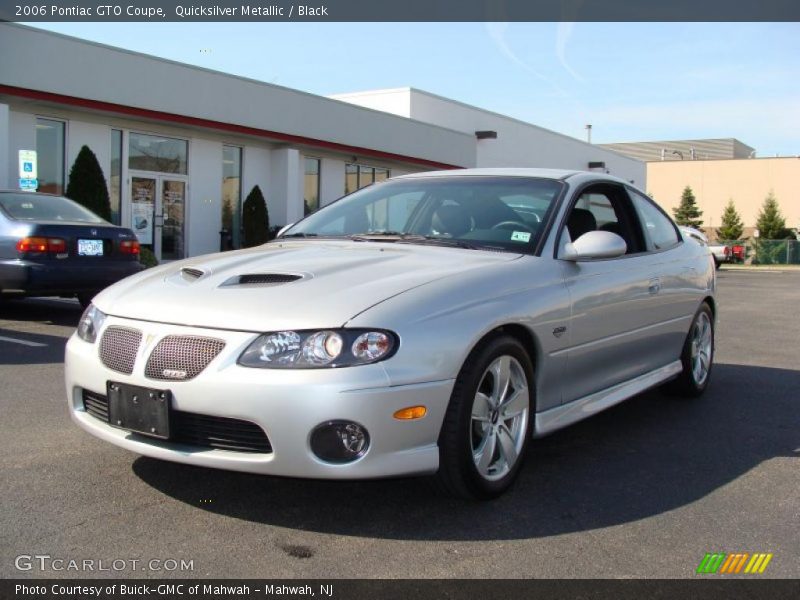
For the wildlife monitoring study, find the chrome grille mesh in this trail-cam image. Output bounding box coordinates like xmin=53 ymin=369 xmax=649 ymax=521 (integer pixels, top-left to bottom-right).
xmin=98 ymin=326 xmax=142 ymax=375
xmin=144 ymin=335 xmax=226 ymax=381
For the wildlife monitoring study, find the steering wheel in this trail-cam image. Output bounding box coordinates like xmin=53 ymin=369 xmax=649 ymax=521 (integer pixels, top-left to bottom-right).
xmin=491 ymin=220 xmax=535 ymax=232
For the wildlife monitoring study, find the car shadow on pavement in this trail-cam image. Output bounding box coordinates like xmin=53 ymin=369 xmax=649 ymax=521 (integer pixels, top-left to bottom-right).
xmin=0 ymin=298 xmax=81 ymax=365
xmin=0 ymin=297 xmax=83 ymax=328
xmin=132 ymin=362 xmax=799 ymax=541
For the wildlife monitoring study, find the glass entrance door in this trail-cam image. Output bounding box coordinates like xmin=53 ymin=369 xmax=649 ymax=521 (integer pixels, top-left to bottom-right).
xmin=130 ymin=174 xmax=187 ymax=261
xmin=160 ymin=179 xmax=186 ymax=261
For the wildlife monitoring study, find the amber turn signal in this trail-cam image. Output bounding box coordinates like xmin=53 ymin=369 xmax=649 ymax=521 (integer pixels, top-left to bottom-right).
xmin=393 ymin=406 xmax=427 ymax=420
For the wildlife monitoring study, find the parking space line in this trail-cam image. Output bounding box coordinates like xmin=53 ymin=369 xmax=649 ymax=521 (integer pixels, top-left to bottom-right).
xmin=0 ymin=335 xmax=47 ymax=347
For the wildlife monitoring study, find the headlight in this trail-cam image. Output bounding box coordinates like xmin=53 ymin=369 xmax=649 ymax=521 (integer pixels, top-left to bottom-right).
xmin=238 ymin=329 xmax=397 ymax=369
xmin=77 ymin=304 xmax=106 ymax=344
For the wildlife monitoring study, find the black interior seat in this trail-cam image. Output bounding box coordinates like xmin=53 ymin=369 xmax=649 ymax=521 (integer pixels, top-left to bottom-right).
xmin=567 ymin=208 xmax=597 ymax=240
xmin=432 ymin=205 xmax=472 ymax=237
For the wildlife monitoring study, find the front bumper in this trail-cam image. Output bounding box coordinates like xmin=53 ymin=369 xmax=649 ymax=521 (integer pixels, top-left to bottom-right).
xmin=0 ymin=258 xmax=143 ymax=295
xmin=65 ymin=316 xmax=453 ymax=479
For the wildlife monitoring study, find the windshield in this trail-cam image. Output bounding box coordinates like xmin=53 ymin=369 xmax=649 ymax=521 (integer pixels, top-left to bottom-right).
xmin=0 ymin=192 xmax=106 ymax=224
xmin=282 ymin=176 xmax=564 ymax=253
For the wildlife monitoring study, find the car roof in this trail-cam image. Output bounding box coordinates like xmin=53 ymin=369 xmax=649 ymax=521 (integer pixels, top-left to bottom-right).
xmin=391 ymin=167 xmax=580 ymax=181
xmin=390 ymin=167 xmax=638 ymax=190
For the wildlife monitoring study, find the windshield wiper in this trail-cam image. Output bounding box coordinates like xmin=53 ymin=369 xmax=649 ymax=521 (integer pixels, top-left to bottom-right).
xmin=348 ymin=232 xmax=427 ymax=242
xmin=280 ymin=232 xmax=318 ymax=238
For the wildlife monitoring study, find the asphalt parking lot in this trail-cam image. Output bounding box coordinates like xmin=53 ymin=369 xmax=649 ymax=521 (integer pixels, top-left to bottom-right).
xmin=1 ymin=270 xmax=798 ymax=579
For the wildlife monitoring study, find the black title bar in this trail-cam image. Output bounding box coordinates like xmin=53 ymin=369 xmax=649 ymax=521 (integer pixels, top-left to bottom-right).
xmin=5 ymin=579 xmax=800 ymax=600
xmin=1 ymin=0 xmax=799 ymax=22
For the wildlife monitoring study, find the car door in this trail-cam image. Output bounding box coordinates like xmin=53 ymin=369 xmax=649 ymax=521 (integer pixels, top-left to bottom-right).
xmin=558 ymin=183 xmax=669 ymax=404
xmin=626 ymin=188 xmax=700 ymax=369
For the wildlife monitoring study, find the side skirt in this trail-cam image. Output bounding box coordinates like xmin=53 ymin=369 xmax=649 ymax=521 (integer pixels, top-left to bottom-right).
xmin=533 ymin=360 xmax=683 ymax=438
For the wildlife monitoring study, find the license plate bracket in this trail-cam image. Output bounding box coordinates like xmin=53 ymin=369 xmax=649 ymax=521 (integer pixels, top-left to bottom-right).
xmin=107 ymin=382 xmax=171 ymax=439
xmin=78 ymin=239 xmax=104 ymax=256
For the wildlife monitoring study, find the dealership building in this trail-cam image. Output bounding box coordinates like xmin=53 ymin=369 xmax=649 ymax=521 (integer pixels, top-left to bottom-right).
xmin=0 ymin=23 xmax=644 ymax=261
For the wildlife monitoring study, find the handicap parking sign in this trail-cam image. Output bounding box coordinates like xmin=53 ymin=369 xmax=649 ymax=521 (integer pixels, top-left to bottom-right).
xmin=23 ymin=162 xmax=33 ymax=173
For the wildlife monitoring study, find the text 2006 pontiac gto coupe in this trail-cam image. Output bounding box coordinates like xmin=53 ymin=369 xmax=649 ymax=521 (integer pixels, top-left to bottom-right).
xmin=65 ymin=169 xmax=715 ymax=499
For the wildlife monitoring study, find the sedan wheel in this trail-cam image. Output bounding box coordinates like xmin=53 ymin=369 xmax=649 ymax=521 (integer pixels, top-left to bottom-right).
xmin=436 ymin=334 xmax=533 ymax=499
xmin=665 ymin=302 xmax=714 ymax=397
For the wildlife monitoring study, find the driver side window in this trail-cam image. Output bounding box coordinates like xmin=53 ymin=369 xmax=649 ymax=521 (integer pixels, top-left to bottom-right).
xmin=562 ymin=184 xmax=646 ymax=254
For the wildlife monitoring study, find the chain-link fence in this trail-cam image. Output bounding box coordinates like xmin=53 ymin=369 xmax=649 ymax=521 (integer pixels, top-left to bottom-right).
xmin=717 ymin=239 xmax=800 ymax=265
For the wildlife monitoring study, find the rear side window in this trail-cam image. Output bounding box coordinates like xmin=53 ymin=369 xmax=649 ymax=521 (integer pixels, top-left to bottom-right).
xmin=0 ymin=193 xmax=105 ymax=224
xmin=629 ymin=191 xmax=681 ymax=251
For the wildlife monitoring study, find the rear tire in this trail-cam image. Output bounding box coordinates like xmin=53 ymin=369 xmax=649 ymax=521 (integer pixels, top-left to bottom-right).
xmin=665 ymin=302 xmax=714 ymax=397
xmin=435 ymin=334 xmax=534 ymax=500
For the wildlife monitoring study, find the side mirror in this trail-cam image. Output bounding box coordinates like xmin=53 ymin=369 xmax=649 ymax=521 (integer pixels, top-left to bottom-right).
xmin=276 ymin=223 xmax=294 ymax=238
xmin=562 ymin=230 xmax=627 ymax=261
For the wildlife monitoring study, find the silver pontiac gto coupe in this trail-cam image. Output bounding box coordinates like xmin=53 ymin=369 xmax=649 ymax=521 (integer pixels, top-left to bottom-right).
xmin=65 ymin=168 xmax=716 ymax=499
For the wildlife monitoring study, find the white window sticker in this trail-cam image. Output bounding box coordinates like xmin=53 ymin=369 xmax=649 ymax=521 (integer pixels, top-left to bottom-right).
xmin=511 ymin=231 xmax=531 ymax=243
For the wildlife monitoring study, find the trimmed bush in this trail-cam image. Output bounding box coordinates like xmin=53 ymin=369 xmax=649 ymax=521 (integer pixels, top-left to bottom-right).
xmin=66 ymin=145 xmax=112 ymax=221
xmin=242 ymin=185 xmax=269 ymax=247
xmin=139 ymin=246 xmax=159 ymax=268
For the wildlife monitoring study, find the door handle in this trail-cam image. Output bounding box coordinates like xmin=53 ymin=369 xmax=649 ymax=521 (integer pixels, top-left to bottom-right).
xmin=648 ymin=278 xmax=661 ymax=295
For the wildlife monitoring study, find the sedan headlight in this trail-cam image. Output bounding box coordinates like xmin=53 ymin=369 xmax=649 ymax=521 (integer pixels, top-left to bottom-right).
xmin=239 ymin=329 xmax=397 ymax=369
xmin=77 ymin=304 xmax=106 ymax=344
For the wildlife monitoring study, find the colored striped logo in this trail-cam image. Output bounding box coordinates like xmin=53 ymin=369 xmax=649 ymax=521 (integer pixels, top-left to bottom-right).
xmin=696 ymin=552 xmax=773 ymax=574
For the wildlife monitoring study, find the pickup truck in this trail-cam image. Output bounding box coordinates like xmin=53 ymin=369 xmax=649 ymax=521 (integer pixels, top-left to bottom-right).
xmin=680 ymin=227 xmax=743 ymax=269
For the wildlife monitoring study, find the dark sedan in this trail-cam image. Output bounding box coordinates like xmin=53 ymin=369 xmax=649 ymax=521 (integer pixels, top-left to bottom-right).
xmin=0 ymin=191 xmax=144 ymax=307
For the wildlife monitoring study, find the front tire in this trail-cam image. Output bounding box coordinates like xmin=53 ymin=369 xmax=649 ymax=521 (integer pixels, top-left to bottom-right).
xmin=665 ymin=302 xmax=714 ymax=397
xmin=436 ymin=335 xmax=534 ymax=500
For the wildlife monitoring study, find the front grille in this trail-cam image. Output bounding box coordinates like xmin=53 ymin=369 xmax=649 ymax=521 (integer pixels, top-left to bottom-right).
xmin=84 ymin=389 xmax=109 ymax=421
xmin=81 ymin=390 xmax=272 ymax=454
xmin=99 ymin=326 xmax=143 ymax=375
xmin=144 ymin=335 xmax=225 ymax=381
xmin=172 ymin=412 xmax=272 ymax=453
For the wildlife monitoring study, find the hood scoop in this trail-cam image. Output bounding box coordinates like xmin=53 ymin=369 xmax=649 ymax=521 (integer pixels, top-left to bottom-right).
xmin=180 ymin=267 xmax=205 ymax=280
xmin=220 ymin=273 xmax=304 ymax=287
xmin=166 ymin=266 xmax=208 ymax=286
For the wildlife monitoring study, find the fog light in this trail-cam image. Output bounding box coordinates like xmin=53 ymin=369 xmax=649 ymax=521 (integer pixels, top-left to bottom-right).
xmin=310 ymin=420 xmax=370 ymax=464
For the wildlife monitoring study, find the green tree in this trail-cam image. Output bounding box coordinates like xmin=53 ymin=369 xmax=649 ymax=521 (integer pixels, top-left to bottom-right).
xmin=65 ymin=145 xmax=112 ymax=221
xmin=717 ymin=199 xmax=744 ymax=241
xmin=753 ymin=191 xmax=793 ymax=265
xmin=672 ymin=186 xmax=704 ymax=228
xmin=242 ymin=185 xmax=269 ymax=247
xmin=755 ymin=191 xmax=790 ymax=239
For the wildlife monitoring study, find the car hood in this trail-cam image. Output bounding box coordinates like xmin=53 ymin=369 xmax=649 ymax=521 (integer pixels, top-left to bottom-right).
xmin=95 ymin=240 xmax=522 ymax=332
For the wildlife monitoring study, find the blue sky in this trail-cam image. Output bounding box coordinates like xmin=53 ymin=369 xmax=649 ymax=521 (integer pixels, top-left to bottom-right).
xmin=28 ymin=22 xmax=800 ymax=155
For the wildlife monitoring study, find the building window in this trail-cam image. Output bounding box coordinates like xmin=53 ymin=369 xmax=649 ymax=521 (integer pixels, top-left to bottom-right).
xmin=304 ymin=157 xmax=321 ymax=215
xmin=35 ymin=118 xmax=65 ymax=195
xmin=345 ymin=163 xmax=358 ymax=195
xmin=110 ymin=129 xmax=122 ymax=225
xmin=221 ymin=145 xmax=242 ymax=250
xmin=345 ymin=162 xmax=390 ymax=195
xmin=129 ymin=132 xmax=188 ymax=174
